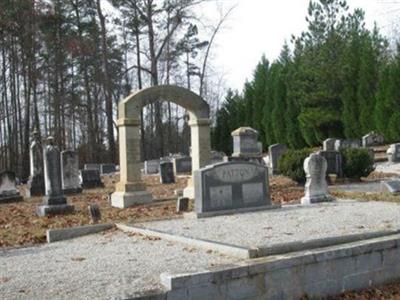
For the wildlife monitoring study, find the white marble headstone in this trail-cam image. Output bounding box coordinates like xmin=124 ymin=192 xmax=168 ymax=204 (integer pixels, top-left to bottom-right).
xmin=301 ymin=152 xmax=335 ymax=204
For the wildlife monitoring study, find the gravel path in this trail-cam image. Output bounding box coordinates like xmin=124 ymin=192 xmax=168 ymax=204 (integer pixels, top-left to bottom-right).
xmin=136 ymin=201 xmax=400 ymax=249
xmin=0 ymin=231 xmax=241 ymax=300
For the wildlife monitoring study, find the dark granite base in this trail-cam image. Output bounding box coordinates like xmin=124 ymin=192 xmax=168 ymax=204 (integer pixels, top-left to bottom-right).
xmin=0 ymin=194 xmax=23 ymax=204
xmin=36 ymin=204 xmax=75 ymax=217
xmin=62 ymin=187 xmax=83 ymax=195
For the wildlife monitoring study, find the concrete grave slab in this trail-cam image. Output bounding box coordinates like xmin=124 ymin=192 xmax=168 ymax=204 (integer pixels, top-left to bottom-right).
xmin=124 ymin=200 xmax=400 ymax=259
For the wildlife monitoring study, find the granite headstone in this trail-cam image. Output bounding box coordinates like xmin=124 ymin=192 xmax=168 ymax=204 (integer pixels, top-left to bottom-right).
xmin=387 ymin=144 xmax=400 ymax=163
xmin=26 ymin=131 xmax=45 ymax=196
xmin=61 ymin=150 xmax=82 ymax=195
xmin=323 ymin=138 xmax=337 ymax=151
xmin=160 ymin=161 xmax=175 ymax=184
xmin=100 ymin=164 xmax=116 ymax=174
xmin=381 ymin=180 xmax=400 ymax=194
xmin=79 ymin=169 xmax=104 ymax=189
xmin=231 ymin=127 xmax=260 ymax=158
xmin=362 ymin=132 xmax=384 ymax=148
xmin=173 ymin=156 xmax=192 ymax=174
xmin=37 ymin=137 xmax=74 ymax=216
xmin=194 ymin=162 xmax=274 ymax=217
xmin=84 ymin=164 xmax=101 ymax=172
xmin=318 ymin=150 xmax=343 ymax=177
xmin=144 ymin=159 xmax=160 ymax=175
xmin=268 ymin=144 xmax=287 ymax=175
xmin=176 ymin=197 xmax=189 ymax=212
xmin=0 ymin=171 xmax=22 ymax=203
xmin=334 ymin=139 xmax=361 ymax=151
xmin=88 ymin=203 xmax=101 ymax=223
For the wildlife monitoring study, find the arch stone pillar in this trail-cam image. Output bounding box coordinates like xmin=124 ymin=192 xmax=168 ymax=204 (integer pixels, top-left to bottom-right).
xmin=111 ymin=118 xmax=152 ymax=208
xmin=111 ymin=85 xmax=211 ymax=208
xmin=183 ymin=118 xmax=211 ymax=198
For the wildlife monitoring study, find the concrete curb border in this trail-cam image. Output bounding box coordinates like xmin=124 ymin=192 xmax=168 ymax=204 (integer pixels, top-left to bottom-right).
xmin=46 ymin=223 xmax=114 ymax=243
xmin=116 ymin=223 xmax=256 ymax=259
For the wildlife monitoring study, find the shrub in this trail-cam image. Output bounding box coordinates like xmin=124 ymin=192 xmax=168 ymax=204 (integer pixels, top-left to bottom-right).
xmin=341 ymin=148 xmax=374 ymax=179
xmin=278 ymin=148 xmax=313 ymax=183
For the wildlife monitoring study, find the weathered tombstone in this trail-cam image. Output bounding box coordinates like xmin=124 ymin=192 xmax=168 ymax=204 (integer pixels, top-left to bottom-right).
xmin=194 ymin=161 xmax=275 ymax=217
xmin=323 ymin=138 xmax=337 ymax=151
xmin=301 ymin=152 xmax=335 ymax=205
xmin=380 ymin=180 xmax=400 ymax=194
xmin=26 ymin=131 xmax=45 ymax=196
xmin=37 ymin=137 xmax=74 ymax=216
xmin=160 ymin=161 xmax=175 ymax=184
xmin=231 ymin=127 xmax=261 ymax=158
xmin=334 ymin=139 xmax=361 ymax=151
xmin=0 ymin=171 xmax=22 ymax=203
xmin=268 ymin=144 xmax=288 ymax=175
xmin=176 ymin=197 xmax=189 ymax=212
xmin=100 ymin=164 xmax=116 ymax=174
xmin=84 ymin=164 xmax=101 ymax=172
xmin=387 ymin=144 xmax=400 ymax=163
xmin=88 ymin=203 xmax=101 ymax=223
xmin=362 ymin=132 xmax=384 ymax=148
xmin=79 ymin=169 xmax=104 ymax=189
xmin=61 ymin=150 xmax=82 ymax=195
xmin=173 ymin=156 xmax=192 ymax=174
xmin=144 ymin=159 xmax=160 ymax=175
xmin=318 ymin=150 xmax=343 ymax=177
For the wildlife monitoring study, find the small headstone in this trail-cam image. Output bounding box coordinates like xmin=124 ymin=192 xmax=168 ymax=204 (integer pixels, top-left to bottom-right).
xmin=231 ymin=127 xmax=260 ymax=158
xmin=100 ymin=164 xmax=116 ymax=175
xmin=268 ymin=144 xmax=287 ymax=175
xmin=301 ymin=152 xmax=335 ymax=205
xmin=362 ymin=132 xmax=384 ymax=148
xmin=387 ymin=144 xmax=400 ymax=163
xmin=26 ymin=131 xmax=45 ymax=196
xmin=84 ymin=163 xmax=101 ymax=172
xmin=323 ymin=138 xmax=337 ymax=151
xmin=160 ymin=161 xmax=175 ymax=184
xmin=37 ymin=137 xmax=74 ymax=216
xmin=61 ymin=150 xmax=82 ymax=195
xmin=318 ymin=150 xmax=343 ymax=177
xmin=334 ymin=139 xmax=361 ymax=151
xmin=88 ymin=203 xmax=101 ymax=223
xmin=173 ymin=156 xmax=192 ymax=174
xmin=0 ymin=171 xmax=22 ymax=204
xmin=79 ymin=169 xmax=104 ymax=189
xmin=144 ymin=159 xmax=160 ymax=175
xmin=194 ymin=161 xmax=273 ymax=217
xmin=381 ymin=180 xmax=400 ymax=194
xmin=176 ymin=197 xmax=189 ymax=212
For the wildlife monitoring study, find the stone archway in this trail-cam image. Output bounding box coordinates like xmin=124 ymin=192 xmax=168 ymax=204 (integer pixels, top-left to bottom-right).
xmin=111 ymin=85 xmax=211 ymax=208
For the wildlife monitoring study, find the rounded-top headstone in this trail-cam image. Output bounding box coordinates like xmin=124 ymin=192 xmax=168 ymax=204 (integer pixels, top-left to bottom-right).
xmin=301 ymin=152 xmax=334 ymax=205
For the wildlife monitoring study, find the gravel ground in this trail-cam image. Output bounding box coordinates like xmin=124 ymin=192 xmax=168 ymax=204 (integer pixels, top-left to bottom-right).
xmin=375 ymin=162 xmax=400 ymax=175
xmin=0 ymin=231 xmax=241 ymax=300
xmin=135 ymin=201 xmax=400 ymax=249
xmin=330 ymin=182 xmax=381 ymax=193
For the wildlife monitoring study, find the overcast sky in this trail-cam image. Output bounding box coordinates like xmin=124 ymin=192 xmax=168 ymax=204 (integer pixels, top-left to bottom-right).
xmin=202 ymin=0 xmax=400 ymax=90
